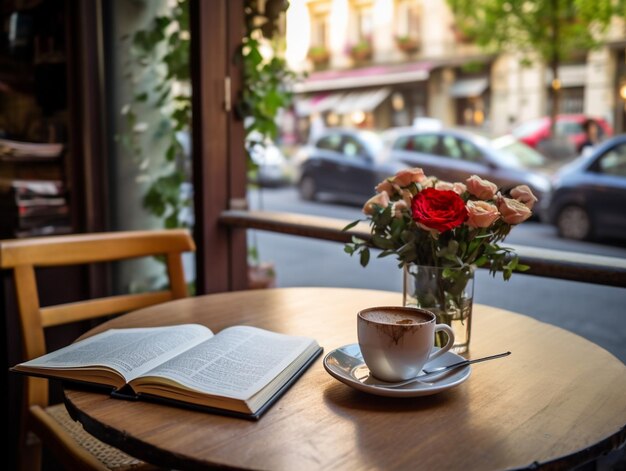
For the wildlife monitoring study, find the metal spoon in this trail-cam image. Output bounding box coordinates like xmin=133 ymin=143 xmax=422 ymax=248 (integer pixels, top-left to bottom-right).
xmin=368 ymin=351 xmax=512 ymax=389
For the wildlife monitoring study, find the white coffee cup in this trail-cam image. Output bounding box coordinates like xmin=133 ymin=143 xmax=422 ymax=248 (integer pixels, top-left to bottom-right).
xmin=357 ymin=306 xmax=455 ymax=382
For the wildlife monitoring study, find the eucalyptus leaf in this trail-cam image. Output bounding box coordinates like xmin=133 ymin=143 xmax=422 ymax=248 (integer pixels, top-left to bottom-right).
xmin=342 ymin=220 xmax=360 ymax=231
xmin=372 ymin=235 xmax=395 ymax=250
xmin=360 ymin=249 xmax=371 ymax=267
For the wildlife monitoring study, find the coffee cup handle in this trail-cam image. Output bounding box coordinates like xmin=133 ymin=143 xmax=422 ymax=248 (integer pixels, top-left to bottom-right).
xmin=428 ymin=324 xmax=455 ymax=362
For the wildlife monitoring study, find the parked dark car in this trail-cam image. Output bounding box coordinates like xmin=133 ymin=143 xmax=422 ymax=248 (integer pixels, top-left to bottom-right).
xmin=512 ymin=114 xmax=613 ymax=153
xmin=296 ymin=129 xmax=407 ymax=203
xmin=383 ymin=129 xmax=551 ymax=203
xmin=543 ymin=134 xmax=626 ymax=240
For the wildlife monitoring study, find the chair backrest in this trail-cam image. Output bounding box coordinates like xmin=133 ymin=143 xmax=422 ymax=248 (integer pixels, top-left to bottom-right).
xmin=0 ymin=229 xmax=196 ymax=408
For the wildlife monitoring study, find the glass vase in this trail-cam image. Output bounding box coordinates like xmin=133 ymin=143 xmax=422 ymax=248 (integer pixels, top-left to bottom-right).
xmin=403 ymin=264 xmax=475 ymax=354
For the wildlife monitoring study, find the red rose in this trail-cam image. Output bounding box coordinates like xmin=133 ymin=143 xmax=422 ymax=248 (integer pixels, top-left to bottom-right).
xmin=411 ymin=188 xmax=468 ymax=233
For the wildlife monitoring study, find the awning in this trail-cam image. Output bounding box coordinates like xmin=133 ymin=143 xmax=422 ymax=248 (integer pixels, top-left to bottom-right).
xmin=294 ymin=62 xmax=432 ymax=93
xmin=335 ymin=88 xmax=391 ymax=114
xmin=294 ymin=93 xmax=344 ymax=116
xmin=295 ymin=88 xmax=391 ymax=116
xmin=449 ymin=78 xmax=488 ymax=98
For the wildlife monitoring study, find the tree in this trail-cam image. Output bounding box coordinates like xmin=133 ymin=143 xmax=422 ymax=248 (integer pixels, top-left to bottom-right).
xmin=447 ymin=0 xmax=615 ymax=134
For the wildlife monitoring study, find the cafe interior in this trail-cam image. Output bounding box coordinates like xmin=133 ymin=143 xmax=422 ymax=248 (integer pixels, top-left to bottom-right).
xmin=1 ymin=0 xmax=625 ymax=470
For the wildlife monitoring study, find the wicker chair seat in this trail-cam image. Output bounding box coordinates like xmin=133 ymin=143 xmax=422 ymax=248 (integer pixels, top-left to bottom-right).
xmin=45 ymin=404 xmax=151 ymax=470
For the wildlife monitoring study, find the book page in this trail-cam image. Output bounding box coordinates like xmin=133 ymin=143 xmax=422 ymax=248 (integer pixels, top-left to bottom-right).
xmin=19 ymin=324 xmax=213 ymax=382
xmin=138 ymin=326 xmax=315 ymax=400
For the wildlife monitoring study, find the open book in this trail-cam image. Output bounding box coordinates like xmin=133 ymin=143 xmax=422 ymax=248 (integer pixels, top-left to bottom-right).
xmin=12 ymin=324 xmax=322 ymax=419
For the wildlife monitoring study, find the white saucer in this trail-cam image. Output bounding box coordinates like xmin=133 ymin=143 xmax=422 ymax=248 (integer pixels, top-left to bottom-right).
xmin=323 ymin=343 xmax=471 ymax=397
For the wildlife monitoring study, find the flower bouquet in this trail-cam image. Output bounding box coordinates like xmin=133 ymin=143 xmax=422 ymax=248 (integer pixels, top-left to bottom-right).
xmin=344 ymin=168 xmax=536 ymax=352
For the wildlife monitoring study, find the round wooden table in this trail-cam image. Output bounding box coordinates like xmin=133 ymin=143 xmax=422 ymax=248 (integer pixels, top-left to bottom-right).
xmin=64 ymin=288 xmax=626 ymax=470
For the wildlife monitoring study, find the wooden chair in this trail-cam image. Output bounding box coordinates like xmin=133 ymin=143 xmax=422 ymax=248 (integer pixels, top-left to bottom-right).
xmin=0 ymin=229 xmax=196 ymax=471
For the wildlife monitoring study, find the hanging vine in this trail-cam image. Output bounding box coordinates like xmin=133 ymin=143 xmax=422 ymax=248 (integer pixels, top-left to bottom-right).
xmin=120 ymin=0 xmax=295 ymax=231
xmin=238 ymin=1 xmax=296 ymax=145
xmin=119 ymin=0 xmax=191 ymax=229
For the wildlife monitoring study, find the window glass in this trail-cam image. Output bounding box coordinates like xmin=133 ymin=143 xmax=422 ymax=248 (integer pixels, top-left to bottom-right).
xmin=597 ymin=144 xmax=626 ymax=177
xmin=311 ymin=13 xmax=329 ymax=47
xmin=393 ymin=136 xmax=410 ymax=150
xmin=412 ymin=134 xmax=439 ymax=153
xmin=359 ymin=131 xmax=382 ymax=156
xmin=356 ymin=5 xmax=373 ymax=40
xmin=342 ymin=137 xmax=361 ymax=157
xmin=555 ymin=121 xmax=583 ymax=136
xmin=440 ymin=136 xmax=463 ymax=159
xmin=316 ymin=134 xmax=342 ymax=151
xmin=395 ymin=0 xmax=421 ymax=37
xmin=492 ymin=137 xmax=546 ymax=168
xmin=459 ymin=139 xmax=483 ymax=162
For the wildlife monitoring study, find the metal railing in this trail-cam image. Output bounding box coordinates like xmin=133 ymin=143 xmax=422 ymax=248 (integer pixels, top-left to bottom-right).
xmin=220 ymin=209 xmax=626 ymax=288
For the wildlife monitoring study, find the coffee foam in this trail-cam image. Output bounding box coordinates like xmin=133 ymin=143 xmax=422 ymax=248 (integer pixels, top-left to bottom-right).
xmin=361 ymin=308 xmax=432 ymax=325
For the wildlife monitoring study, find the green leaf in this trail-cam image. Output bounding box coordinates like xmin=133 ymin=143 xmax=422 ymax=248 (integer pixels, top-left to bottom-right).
xmin=342 ymin=220 xmax=360 ymax=231
xmin=164 ymin=212 xmax=179 ymax=229
xmin=475 ymin=255 xmax=488 ymax=266
xmin=134 ymin=92 xmax=149 ymax=102
xmin=372 ymin=235 xmax=395 ymax=250
xmin=390 ymin=218 xmax=404 ymax=238
xmin=247 ymin=46 xmax=264 ymax=67
xmin=165 ymin=144 xmax=177 ymax=162
xmin=360 ymin=248 xmax=371 ymax=267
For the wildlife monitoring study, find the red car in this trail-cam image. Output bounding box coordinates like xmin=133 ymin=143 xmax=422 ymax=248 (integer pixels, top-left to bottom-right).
xmin=512 ymin=114 xmax=613 ymax=153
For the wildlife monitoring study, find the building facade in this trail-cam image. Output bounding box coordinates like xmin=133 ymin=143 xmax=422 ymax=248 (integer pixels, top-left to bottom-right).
xmin=285 ymin=0 xmax=626 ymax=139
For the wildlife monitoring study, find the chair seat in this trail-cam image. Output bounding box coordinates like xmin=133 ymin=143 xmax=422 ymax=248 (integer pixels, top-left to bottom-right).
xmin=45 ymin=404 xmax=151 ymax=470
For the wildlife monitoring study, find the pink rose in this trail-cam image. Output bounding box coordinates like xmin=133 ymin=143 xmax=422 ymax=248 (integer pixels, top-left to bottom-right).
xmin=375 ymin=179 xmax=396 ymax=195
xmin=392 ymin=200 xmax=408 ymax=218
xmin=435 ymin=181 xmax=467 ymax=195
xmin=435 ymin=181 xmax=454 ymax=191
xmin=510 ymin=185 xmax=538 ymax=209
xmin=466 ymin=175 xmax=498 ymax=200
xmin=392 ymin=168 xmax=426 ymax=187
xmin=498 ymin=197 xmax=532 ymax=224
xmin=453 ymin=182 xmax=467 ymax=195
xmin=400 ymin=189 xmax=413 ymax=206
xmin=420 ymin=176 xmax=437 ymax=188
xmin=362 ymin=191 xmax=390 ymax=215
xmin=466 ymin=200 xmax=500 ymax=228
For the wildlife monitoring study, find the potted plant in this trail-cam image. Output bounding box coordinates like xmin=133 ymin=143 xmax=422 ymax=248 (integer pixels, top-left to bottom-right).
xmin=349 ymin=39 xmax=372 ymax=62
xmin=395 ymin=35 xmax=420 ymax=55
xmin=307 ymin=45 xmax=330 ymax=67
xmin=247 ymin=245 xmax=277 ymax=289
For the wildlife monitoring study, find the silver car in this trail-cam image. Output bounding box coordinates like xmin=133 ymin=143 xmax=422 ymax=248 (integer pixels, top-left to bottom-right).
xmin=383 ymin=129 xmax=551 ymax=203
